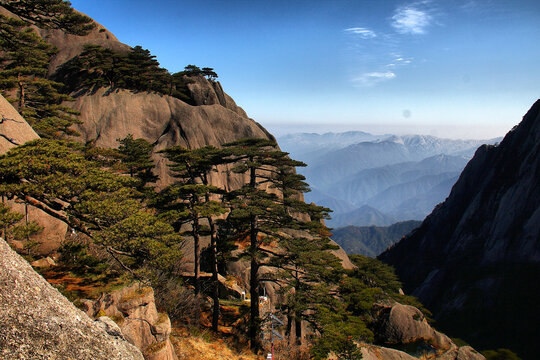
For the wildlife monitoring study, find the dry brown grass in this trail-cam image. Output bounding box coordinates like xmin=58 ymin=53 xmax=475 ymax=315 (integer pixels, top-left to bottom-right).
xmin=170 ymin=328 xmax=258 ymax=360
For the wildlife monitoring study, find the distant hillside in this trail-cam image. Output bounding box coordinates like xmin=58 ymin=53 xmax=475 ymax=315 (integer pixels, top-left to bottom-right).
xmin=327 ymin=205 xmax=397 ymax=228
xmin=332 ymin=220 xmax=421 ymax=257
xmin=379 ymin=100 xmax=540 ymax=359
xmin=278 ymin=133 xmax=500 ymax=226
xmin=332 ymin=220 xmax=422 ymax=257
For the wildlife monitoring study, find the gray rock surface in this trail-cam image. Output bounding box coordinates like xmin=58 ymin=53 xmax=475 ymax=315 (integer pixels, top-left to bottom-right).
xmin=0 ymin=237 xmax=144 ymax=360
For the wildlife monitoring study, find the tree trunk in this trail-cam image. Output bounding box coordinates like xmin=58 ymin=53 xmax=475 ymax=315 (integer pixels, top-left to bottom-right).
xmin=249 ymin=214 xmax=260 ymax=351
xmin=285 ymin=307 xmax=292 ymax=337
xmin=17 ymin=75 xmax=25 ymax=111
xmin=248 ymin=163 xmax=261 ymax=351
xmin=208 ymin=216 xmax=220 ymax=332
xmin=295 ymin=316 xmax=302 ymax=345
xmin=193 ymin=213 xmax=200 ymax=295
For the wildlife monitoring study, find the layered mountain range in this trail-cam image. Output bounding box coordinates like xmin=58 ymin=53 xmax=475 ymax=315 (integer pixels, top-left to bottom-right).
xmin=379 ymin=101 xmax=540 ymax=359
xmin=279 ymin=132 xmax=500 ymax=227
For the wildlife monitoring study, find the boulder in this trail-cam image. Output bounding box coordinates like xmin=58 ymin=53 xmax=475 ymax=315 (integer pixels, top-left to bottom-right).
xmin=0 ymin=237 xmax=144 ymax=360
xmin=436 ymin=346 xmax=486 ymax=360
xmin=30 ymin=257 xmax=56 ymax=268
xmin=83 ymin=284 xmax=177 ymax=360
xmin=373 ymin=302 xmax=454 ymax=351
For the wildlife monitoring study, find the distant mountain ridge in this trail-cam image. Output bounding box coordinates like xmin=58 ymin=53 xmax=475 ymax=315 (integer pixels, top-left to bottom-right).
xmin=331 ymin=220 xmax=421 ymax=257
xmin=278 ymin=132 xmax=500 ymax=226
xmin=328 ymin=205 xmax=397 ymax=228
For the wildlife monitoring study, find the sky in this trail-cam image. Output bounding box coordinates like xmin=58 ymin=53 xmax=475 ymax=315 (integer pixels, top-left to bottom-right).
xmin=69 ymin=0 xmax=540 ymax=139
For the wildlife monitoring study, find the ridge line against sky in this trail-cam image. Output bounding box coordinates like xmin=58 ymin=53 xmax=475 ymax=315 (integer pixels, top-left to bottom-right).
xmin=69 ymin=0 xmax=540 ymax=139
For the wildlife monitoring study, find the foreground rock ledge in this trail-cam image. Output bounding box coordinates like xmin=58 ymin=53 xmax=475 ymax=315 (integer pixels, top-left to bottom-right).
xmin=0 ymin=238 xmax=144 ymax=360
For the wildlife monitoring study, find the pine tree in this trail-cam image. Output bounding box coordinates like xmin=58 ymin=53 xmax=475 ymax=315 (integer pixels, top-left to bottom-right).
xmin=0 ymin=15 xmax=80 ymax=138
xmin=0 ymin=0 xmax=95 ymax=35
xmin=158 ymin=145 xmax=227 ymax=330
xmin=262 ymin=154 xmax=345 ymax=344
xmin=0 ymin=139 xmax=182 ymax=279
xmin=116 ymin=134 xmax=157 ymax=190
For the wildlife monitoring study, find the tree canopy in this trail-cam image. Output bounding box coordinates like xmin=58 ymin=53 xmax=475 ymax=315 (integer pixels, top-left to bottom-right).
xmin=0 ymin=14 xmax=80 ymax=138
xmin=0 ymin=139 xmax=182 ymax=278
xmin=0 ymin=0 xmax=95 ymax=35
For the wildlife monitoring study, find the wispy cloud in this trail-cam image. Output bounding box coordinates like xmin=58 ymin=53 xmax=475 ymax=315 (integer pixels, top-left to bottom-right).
xmin=392 ymin=2 xmax=432 ymax=34
xmin=387 ymin=54 xmax=413 ymax=68
xmin=353 ymin=71 xmax=396 ymax=87
xmin=344 ymin=27 xmax=377 ymax=39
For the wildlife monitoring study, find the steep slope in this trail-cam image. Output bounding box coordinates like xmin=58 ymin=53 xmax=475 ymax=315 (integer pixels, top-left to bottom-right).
xmin=331 ymin=220 xmax=421 ymax=257
xmin=0 ymin=237 xmax=144 ymax=360
xmin=379 ymin=100 xmax=540 ymax=359
xmin=0 ymin=6 xmax=130 ymax=76
xmin=0 ymin=4 xmax=276 ymax=254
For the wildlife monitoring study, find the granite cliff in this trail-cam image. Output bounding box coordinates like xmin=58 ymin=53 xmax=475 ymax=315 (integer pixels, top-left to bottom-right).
xmin=379 ymin=100 xmax=540 ymax=359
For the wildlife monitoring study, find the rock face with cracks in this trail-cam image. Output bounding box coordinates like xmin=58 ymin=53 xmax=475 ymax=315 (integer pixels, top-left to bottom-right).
xmin=81 ymin=284 xmax=178 ymax=360
xmin=0 ymin=237 xmax=144 ymax=360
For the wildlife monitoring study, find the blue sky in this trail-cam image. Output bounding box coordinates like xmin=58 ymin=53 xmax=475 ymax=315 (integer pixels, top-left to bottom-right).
xmin=69 ymin=0 xmax=540 ymax=139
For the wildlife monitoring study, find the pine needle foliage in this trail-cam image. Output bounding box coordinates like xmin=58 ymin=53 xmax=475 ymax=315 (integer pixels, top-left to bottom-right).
xmin=0 ymin=139 xmax=182 ymax=279
xmin=0 ymin=14 xmax=81 ymax=138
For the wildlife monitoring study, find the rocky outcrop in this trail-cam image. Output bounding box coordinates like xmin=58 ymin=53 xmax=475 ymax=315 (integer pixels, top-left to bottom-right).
xmin=81 ymin=284 xmax=177 ymax=360
xmin=0 ymin=237 xmax=144 ymax=360
xmin=70 ymin=87 xmax=271 ymax=190
xmin=186 ymin=76 xmax=249 ymax=118
xmin=367 ymin=301 xmax=485 ymax=360
xmin=358 ymin=345 xmax=418 ymax=360
xmin=373 ymin=302 xmax=453 ymax=351
xmin=379 ymin=100 xmax=540 ymax=359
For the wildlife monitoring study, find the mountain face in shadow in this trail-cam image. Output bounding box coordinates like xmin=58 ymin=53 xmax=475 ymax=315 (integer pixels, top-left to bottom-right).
xmin=379 ymin=100 xmax=540 ymax=360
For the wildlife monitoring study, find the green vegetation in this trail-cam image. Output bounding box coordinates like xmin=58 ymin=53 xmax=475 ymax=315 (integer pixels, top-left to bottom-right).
xmin=482 ymin=349 xmax=522 ymax=360
xmin=157 ymin=145 xmax=227 ymax=331
xmin=0 ymin=139 xmax=182 ymax=279
xmin=0 ymin=201 xmax=41 ymax=248
xmin=331 ymin=220 xmax=421 ymax=257
xmin=0 ymin=0 xmax=95 ymax=35
xmin=57 ymin=45 xmax=219 ymax=104
xmin=0 ymin=15 xmax=81 ymax=138
xmin=116 ymin=134 xmax=158 ymax=190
